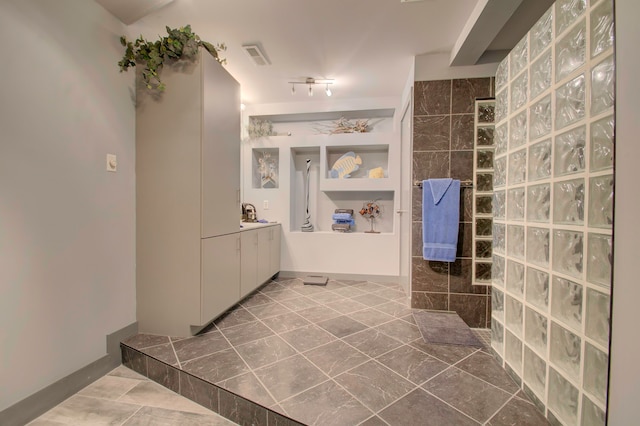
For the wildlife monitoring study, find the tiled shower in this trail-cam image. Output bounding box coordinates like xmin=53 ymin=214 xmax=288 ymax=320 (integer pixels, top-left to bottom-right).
xmin=490 ymin=0 xmax=614 ymax=425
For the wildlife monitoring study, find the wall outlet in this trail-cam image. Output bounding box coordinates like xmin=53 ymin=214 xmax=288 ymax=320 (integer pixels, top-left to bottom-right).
xmin=106 ymin=154 xmax=117 ymax=172
xmin=263 ymin=200 xmax=269 ymax=210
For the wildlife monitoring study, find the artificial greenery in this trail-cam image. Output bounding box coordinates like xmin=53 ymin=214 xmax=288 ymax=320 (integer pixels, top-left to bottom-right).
xmin=118 ymin=25 xmax=226 ymax=91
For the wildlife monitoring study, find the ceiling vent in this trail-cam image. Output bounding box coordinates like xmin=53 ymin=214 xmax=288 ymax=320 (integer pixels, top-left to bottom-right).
xmin=242 ymin=44 xmax=270 ymax=66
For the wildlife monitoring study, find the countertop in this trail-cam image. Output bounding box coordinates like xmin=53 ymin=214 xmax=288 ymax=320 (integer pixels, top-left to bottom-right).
xmin=239 ymin=221 xmax=280 ymax=232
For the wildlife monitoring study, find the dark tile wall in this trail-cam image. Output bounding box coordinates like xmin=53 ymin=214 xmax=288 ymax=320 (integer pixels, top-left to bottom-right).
xmin=411 ymin=78 xmax=494 ymax=328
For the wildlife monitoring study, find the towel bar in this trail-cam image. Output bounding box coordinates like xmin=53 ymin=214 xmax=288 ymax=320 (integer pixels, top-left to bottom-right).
xmin=414 ymin=180 xmax=473 ymax=189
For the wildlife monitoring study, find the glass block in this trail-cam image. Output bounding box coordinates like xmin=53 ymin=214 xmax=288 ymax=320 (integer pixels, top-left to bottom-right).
xmin=476 ymin=195 xmax=493 ymax=215
xmin=527 ymin=227 xmax=550 ymax=267
xmin=590 ymin=115 xmax=614 ymax=171
xmin=477 ymin=127 xmax=494 ymax=147
xmin=589 ymin=175 xmax=614 ymax=228
xmin=510 ymin=111 xmax=527 ymax=149
xmin=496 ymin=58 xmax=509 ymax=93
xmin=525 ymin=307 xmax=548 ymax=355
xmin=584 ymin=343 xmax=609 ymax=404
xmin=548 ymin=367 xmax=579 ymax=425
xmin=494 ymin=223 xmax=506 ymax=254
xmin=492 ymin=317 xmax=504 ymax=354
xmin=530 ymin=50 xmax=552 ymax=100
xmin=496 ymin=88 xmax=509 ymax=124
xmin=476 ymin=173 xmax=493 ymax=192
xmin=476 ymin=218 xmax=493 ymax=236
xmin=585 ymin=288 xmax=610 ymax=347
xmin=582 ymin=395 xmax=606 ymax=426
xmin=555 ymin=74 xmax=585 ymax=130
xmin=508 ymin=150 xmax=527 ymax=185
xmin=476 ymin=241 xmax=492 ymax=259
xmin=530 ymin=8 xmax=553 ymax=59
xmin=528 ymin=139 xmax=552 ymax=181
xmin=587 ymin=233 xmax=612 ymax=287
xmin=526 ymin=267 xmax=549 ymax=311
xmin=493 ymin=190 xmax=506 ymax=219
xmin=591 ymin=55 xmax=615 ymax=115
xmin=556 ymin=18 xmax=586 ymax=82
xmin=510 ymin=35 xmax=528 ymax=79
xmin=478 ymin=103 xmax=495 ymax=123
xmin=529 ymin=95 xmax=552 ymax=141
xmin=552 ymin=230 xmax=584 ymax=279
xmin=551 ymin=276 xmax=583 ymax=331
xmin=505 ymin=330 xmax=523 ymax=373
xmin=494 ymin=156 xmax=507 ymax=187
xmin=477 ymin=149 xmax=494 ymax=169
xmin=476 ymin=262 xmax=492 ymax=282
xmin=495 ymin=123 xmax=508 ymax=156
xmin=526 ymin=184 xmax=551 ymax=222
xmin=492 ymin=287 xmax=505 ymax=321
xmin=507 ymin=188 xmax=525 ymax=221
xmin=507 ymin=225 xmax=525 ymax=260
xmin=507 ymin=260 xmax=525 ymax=296
xmin=510 ymin=72 xmax=528 ymax=113
xmin=591 ymin=0 xmax=614 ymax=58
xmin=553 ymin=179 xmax=585 ymax=225
xmin=550 ymin=322 xmax=581 ymax=380
xmin=523 ymin=346 xmax=546 ymax=399
xmin=555 ymin=0 xmax=586 ymax=35
xmin=554 ymin=126 xmax=586 ymax=176
xmin=493 ymin=254 xmax=506 ymax=288
xmin=506 ymin=296 xmax=524 ymax=338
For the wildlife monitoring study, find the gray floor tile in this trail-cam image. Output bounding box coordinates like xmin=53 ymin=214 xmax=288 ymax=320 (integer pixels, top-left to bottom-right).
xmin=295 ymin=305 xmax=341 ymax=323
xmin=239 ymin=292 xmax=273 ymax=308
xmin=173 ymin=331 xmax=231 ymax=364
xmin=38 ymin=395 xmax=140 ymax=425
xmin=259 ymin=282 xmax=287 ymax=293
xmin=454 ymin=351 xmax=520 ymax=394
xmin=375 ymin=319 xmax=422 ymax=344
xmin=235 ymin=335 xmax=297 ymax=369
xmin=487 ymin=396 xmax=550 ymax=425
xmin=120 ymin=380 xmax=213 ymax=414
xmin=317 ymin=315 xmax=368 ymax=338
xmin=309 ymin=291 xmax=344 ymax=305
xmin=409 ymin=338 xmax=478 ymax=365
xmin=123 ymin=405 xmax=234 ymax=425
xmin=77 ymin=375 xmax=139 ymax=400
xmin=280 ymin=380 xmax=372 ymax=426
xmin=264 ymin=288 xmax=305 ymax=302
xmin=245 ymin=301 xmax=292 ymax=320
xmin=331 ymin=286 xmax=368 ymax=298
xmin=218 ymin=320 xmax=274 ymax=346
xmin=217 ymin=372 xmax=276 ymax=407
xmin=214 ymin=307 xmax=258 ymax=329
xmin=347 ymin=308 xmax=395 ymax=328
xmin=261 ymin=311 xmax=311 ymax=333
xmin=358 ymin=415 xmax=388 ymax=426
xmin=343 ymin=328 xmax=403 ymax=358
xmin=123 ymin=334 xmax=171 ymax=350
xmin=328 ymin=298 xmax=368 ymax=314
xmin=335 ymin=361 xmax=415 ymax=412
xmin=304 ymin=340 xmax=370 ymax=377
xmin=144 ymin=343 xmax=179 ymax=366
xmin=350 ymin=293 xmax=389 ymax=308
xmin=277 ymin=296 xmax=321 ymax=312
xmin=374 ymin=301 xmax=414 ymax=319
xmin=280 ymin=324 xmax=336 ymax=352
xmin=182 ymin=348 xmax=249 ymax=384
xmin=254 ymin=355 xmax=328 ymax=402
xmin=423 ymin=367 xmax=512 ymax=423
xmin=379 ymin=389 xmax=479 ymax=426
xmin=376 ymin=345 xmax=449 ymax=385
xmin=108 ymin=365 xmax=149 ymax=381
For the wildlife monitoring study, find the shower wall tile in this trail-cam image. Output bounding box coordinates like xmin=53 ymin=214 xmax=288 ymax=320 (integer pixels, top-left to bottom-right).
xmin=523 ymin=346 xmax=547 ymax=399
xmin=527 ymin=227 xmax=550 ymax=267
xmin=583 ymin=343 xmax=608 ymax=404
xmin=548 ymin=367 xmax=579 ymax=425
xmin=588 ymin=175 xmax=614 ymax=228
xmin=556 ymin=19 xmax=586 ymax=82
xmin=591 ymin=55 xmax=615 ymax=115
xmin=450 ymin=259 xmax=488 ymax=294
xmin=591 ymin=0 xmax=614 ymax=58
xmin=555 ymin=0 xmax=586 ymax=35
xmin=450 ymin=151 xmax=474 ymax=182
xmin=495 ymin=123 xmax=508 ymax=156
xmin=585 ymin=288 xmax=610 ymax=346
xmin=509 ymin=111 xmax=528 ymax=149
xmin=510 ymin=72 xmax=528 ymax=113
xmin=412 ymin=258 xmax=448 ymax=292
xmin=411 ymin=291 xmax=448 ymax=311
xmin=451 ymin=115 xmax=474 ymax=150
xmin=526 ymin=184 xmax=551 ymax=223
xmin=529 ymin=95 xmax=552 ymax=140
xmin=413 ymin=116 xmax=450 ymax=151
xmin=551 ymin=276 xmax=583 ymax=331
xmin=552 ymin=230 xmax=584 ymax=279
xmin=550 ymin=322 xmax=581 ymax=380
xmin=554 ymin=126 xmax=586 ymax=176
xmin=492 ymin=255 xmax=505 ymax=288
xmin=452 ymin=78 xmax=492 ymax=114
xmin=590 ymin=115 xmax=614 ymax=171
xmin=555 ymin=74 xmax=586 ymax=130
xmin=586 ymin=233 xmax=612 ymax=287
xmin=510 ymin=36 xmax=528 ymax=79
xmin=412 ymin=151 xmax=449 ymax=181
xmin=414 ymin=80 xmax=451 ymax=116
xmin=508 ymin=150 xmax=527 ymax=185
xmin=530 ymin=50 xmax=553 ymax=101
xmin=495 ymin=60 xmax=509 ymax=93
xmin=526 ymin=267 xmax=549 ymax=311
xmin=528 ymin=139 xmax=552 ymax=181
xmin=525 ymin=307 xmax=548 ymax=355
xmin=449 ymin=294 xmax=488 ymax=328
xmin=553 ymin=179 xmax=585 ymax=225
xmin=582 ymin=395 xmax=606 ymax=426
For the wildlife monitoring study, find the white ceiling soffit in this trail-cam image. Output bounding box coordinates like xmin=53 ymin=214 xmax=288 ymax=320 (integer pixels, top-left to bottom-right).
xmin=94 ymin=0 xmax=175 ymax=25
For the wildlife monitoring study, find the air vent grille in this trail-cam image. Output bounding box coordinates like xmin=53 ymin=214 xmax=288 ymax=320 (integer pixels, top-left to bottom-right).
xmin=242 ymin=44 xmax=269 ymax=66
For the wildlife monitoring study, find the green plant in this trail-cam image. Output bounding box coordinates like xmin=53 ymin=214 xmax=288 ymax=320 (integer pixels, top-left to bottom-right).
xmin=118 ymin=25 xmax=226 ymax=91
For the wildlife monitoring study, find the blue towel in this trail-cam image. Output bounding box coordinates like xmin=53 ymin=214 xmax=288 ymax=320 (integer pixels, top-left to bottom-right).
xmin=332 ymin=213 xmax=353 ymax=221
xmin=422 ymin=179 xmax=460 ymax=262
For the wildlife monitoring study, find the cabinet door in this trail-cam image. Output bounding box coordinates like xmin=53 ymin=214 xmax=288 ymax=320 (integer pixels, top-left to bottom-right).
xmin=240 ymin=230 xmax=258 ymax=297
xmin=201 ymin=53 xmax=241 ymax=238
xmin=269 ymin=226 xmax=281 ymax=277
xmin=201 ymin=233 xmax=240 ymax=325
xmin=257 ymin=228 xmax=271 ymax=285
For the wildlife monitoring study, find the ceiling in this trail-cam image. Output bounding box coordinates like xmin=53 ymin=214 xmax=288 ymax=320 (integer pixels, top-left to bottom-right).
xmin=96 ymin=0 xmax=552 ymax=106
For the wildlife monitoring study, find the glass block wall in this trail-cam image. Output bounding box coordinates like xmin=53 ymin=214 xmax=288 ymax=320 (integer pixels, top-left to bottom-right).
xmin=491 ymin=0 xmax=614 ymax=425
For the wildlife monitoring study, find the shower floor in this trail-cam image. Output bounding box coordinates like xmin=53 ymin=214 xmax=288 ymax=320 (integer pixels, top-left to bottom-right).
xmin=121 ymin=277 xmax=548 ymax=425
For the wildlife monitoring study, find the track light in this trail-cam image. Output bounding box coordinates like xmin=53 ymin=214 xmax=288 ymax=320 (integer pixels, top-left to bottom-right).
xmin=288 ymin=77 xmax=334 ymax=97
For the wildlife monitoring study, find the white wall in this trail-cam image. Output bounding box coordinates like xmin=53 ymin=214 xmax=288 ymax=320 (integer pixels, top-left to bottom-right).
xmin=415 ymin=52 xmax=498 ymax=81
xmin=0 ymin=0 xmax=136 ymax=411
xmin=608 ymin=0 xmax=640 ymax=423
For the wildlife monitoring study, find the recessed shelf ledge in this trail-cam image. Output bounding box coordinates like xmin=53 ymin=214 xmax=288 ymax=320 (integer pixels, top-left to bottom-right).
xmin=250 ymin=108 xmax=395 ymax=123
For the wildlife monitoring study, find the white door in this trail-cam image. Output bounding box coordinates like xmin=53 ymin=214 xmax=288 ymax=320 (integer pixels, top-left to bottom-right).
xmin=398 ymin=98 xmax=413 ymax=297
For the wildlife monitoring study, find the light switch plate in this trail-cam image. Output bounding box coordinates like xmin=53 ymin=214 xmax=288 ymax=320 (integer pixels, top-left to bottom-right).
xmin=106 ymin=154 xmax=117 ymax=172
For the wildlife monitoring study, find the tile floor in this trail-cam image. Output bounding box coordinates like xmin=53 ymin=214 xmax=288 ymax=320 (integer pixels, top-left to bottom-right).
xmin=120 ymin=277 xmax=549 ymax=425
xmin=28 ymin=365 xmax=235 ymax=425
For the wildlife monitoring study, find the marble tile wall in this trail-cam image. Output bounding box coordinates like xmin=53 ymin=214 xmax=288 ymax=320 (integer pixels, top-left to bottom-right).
xmin=412 ymin=77 xmax=494 ymax=328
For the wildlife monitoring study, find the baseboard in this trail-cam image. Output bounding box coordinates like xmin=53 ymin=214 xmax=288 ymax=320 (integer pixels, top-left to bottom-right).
xmin=279 ymin=270 xmax=401 ymax=284
xmin=0 ymin=322 xmax=138 ymax=426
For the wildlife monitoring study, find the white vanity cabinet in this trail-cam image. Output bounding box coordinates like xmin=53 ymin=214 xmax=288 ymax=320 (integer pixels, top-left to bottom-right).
xmin=136 ymin=50 xmax=241 ymax=336
xmin=240 ymin=224 xmax=281 ymax=297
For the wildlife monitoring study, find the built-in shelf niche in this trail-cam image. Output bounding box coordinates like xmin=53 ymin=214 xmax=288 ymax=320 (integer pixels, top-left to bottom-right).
xmin=251 ymin=148 xmax=279 ymax=189
xmin=289 ymin=147 xmax=320 ymax=232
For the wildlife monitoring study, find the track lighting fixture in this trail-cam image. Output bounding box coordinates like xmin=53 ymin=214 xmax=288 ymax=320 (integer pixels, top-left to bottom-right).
xmin=289 ymin=77 xmax=334 ymax=97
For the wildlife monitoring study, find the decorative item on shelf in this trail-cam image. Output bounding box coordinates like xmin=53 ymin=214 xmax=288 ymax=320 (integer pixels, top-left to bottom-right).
xmin=329 ymin=117 xmax=370 ymax=134
xmin=257 ymin=151 xmax=278 ymax=188
xmin=301 ymin=159 xmax=314 ymax=232
xmin=332 ymin=209 xmax=355 ymax=232
xmin=330 ymin=152 xmax=362 ymax=179
xmin=368 ymin=167 xmax=384 ymax=179
xmin=359 ymin=200 xmax=381 ymax=234
xmin=118 ymin=25 xmax=226 ymax=91
xmin=247 ymin=119 xmax=274 ymax=139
